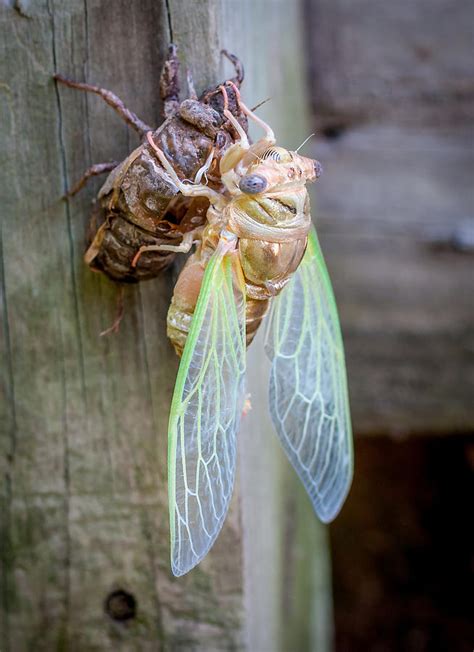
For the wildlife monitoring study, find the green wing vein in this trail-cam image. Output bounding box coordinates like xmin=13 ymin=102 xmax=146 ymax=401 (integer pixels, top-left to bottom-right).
xmin=168 ymin=248 xmax=246 ymax=576
xmin=265 ymin=226 xmax=353 ymax=522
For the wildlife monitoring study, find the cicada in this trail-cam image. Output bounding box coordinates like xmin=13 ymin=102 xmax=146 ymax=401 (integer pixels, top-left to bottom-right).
xmin=146 ymin=83 xmax=353 ymax=576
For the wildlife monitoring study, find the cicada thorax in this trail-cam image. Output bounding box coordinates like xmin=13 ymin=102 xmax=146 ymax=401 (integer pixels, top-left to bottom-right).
xmin=231 ymin=186 xmax=311 ymax=344
xmin=85 ymin=83 xmax=248 ymax=283
xmin=166 ymin=185 xmax=312 ymax=355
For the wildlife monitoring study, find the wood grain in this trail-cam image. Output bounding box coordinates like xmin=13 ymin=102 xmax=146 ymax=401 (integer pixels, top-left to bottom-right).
xmin=0 ymin=2 xmax=242 ymax=649
xmin=1 ymin=0 xmax=332 ymax=650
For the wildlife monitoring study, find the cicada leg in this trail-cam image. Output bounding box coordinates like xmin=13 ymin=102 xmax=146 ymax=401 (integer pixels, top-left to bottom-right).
xmin=99 ymin=286 xmax=125 ymax=337
xmin=226 ymin=80 xmax=276 ymax=145
xmin=160 ymin=44 xmax=181 ymax=117
xmin=218 ymin=85 xmax=251 ymax=179
xmin=220 ymin=84 xmax=249 ymax=148
xmin=221 ymin=49 xmax=245 ymax=87
xmin=65 ymin=161 xmax=119 ymax=197
xmin=54 ymin=75 xmax=153 ymax=136
xmin=193 ymin=147 xmax=215 ymax=184
xmin=131 ymin=227 xmax=202 ymax=268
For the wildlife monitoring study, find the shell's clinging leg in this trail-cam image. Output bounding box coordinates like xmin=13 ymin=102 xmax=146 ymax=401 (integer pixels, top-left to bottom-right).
xmin=99 ymin=286 xmax=125 ymax=337
xmin=221 ymin=49 xmax=245 ymax=87
xmin=160 ymin=44 xmax=181 ymax=118
xmin=54 ymin=74 xmax=153 ymax=136
xmin=131 ymin=228 xmax=202 ymax=268
xmin=66 ymin=161 xmax=119 ymax=197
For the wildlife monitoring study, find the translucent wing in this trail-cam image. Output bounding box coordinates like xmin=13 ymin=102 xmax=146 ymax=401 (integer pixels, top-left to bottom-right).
xmin=168 ymin=245 xmax=246 ymax=576
xmin=265 ymin=226 xmax=353 ymax=522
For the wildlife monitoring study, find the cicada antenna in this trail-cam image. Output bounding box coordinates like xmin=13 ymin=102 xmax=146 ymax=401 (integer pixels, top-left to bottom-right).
xmin=250 ymin=97 xmax=271 ymax=112
xmin=295 ymin=133 xmax=316 ymax=153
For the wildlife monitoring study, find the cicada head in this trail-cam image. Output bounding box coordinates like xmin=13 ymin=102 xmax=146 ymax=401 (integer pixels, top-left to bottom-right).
xmin=238 ymin=146 xmax=322 ymax=197
xmin=226 ymin=144 xmax=320 ymax=239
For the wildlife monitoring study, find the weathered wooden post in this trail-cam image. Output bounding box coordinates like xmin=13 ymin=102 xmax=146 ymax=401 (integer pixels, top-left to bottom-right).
xmin=1 ymin=1 xmax=332 ymax=649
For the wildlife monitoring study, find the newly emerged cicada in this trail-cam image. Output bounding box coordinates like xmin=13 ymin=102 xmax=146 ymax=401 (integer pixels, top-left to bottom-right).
xmin=145 ymin=83 xmax=353 ymax=576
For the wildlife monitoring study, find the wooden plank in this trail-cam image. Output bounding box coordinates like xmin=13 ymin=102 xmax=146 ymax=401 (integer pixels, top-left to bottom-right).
xmin=305 ymin=0 xmax=474 ymax=436
xmin=311 ymin=125 xmax=474 ymax=435
xmin=1 ymin=1 xmax=335 ymax=650
xmin=0 ymin=2 xmax=243 ymax=649
xmin=167 ymin=0 xmax=220 ymax=93
xmin=304 ymin=0 xmax=474 ymax=129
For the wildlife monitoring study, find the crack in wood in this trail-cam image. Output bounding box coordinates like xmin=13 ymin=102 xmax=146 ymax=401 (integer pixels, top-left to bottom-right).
xmin=0 ymin=226 xmax=15 ymax=652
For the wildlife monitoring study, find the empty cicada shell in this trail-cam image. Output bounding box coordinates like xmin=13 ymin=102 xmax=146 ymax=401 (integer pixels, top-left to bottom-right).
xmin=55 ymin=46 xmax=247 ymax=282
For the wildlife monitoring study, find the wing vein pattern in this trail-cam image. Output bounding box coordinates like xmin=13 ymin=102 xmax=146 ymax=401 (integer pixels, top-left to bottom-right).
xmin=168 ymin=248 xmax=246 ymax=576
xmin=265 ymin=226 xmax=353 ymax=522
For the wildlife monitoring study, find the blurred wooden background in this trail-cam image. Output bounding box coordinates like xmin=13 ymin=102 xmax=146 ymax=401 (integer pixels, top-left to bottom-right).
xmin=305 ymin=0 xmax=474 ymax=437
xmin=304 ymin=0 xmax=474 ymax=649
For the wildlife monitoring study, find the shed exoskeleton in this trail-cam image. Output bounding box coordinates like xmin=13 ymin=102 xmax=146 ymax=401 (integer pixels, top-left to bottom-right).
xmin=54 ymin=46 xmax=248 ymax=283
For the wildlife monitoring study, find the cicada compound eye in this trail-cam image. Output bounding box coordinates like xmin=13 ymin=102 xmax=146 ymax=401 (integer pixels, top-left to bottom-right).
xmin=314 ymin=160 xmax=323 ymax=178
xmin=239 ymin=174 xmax=268 ymax=195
